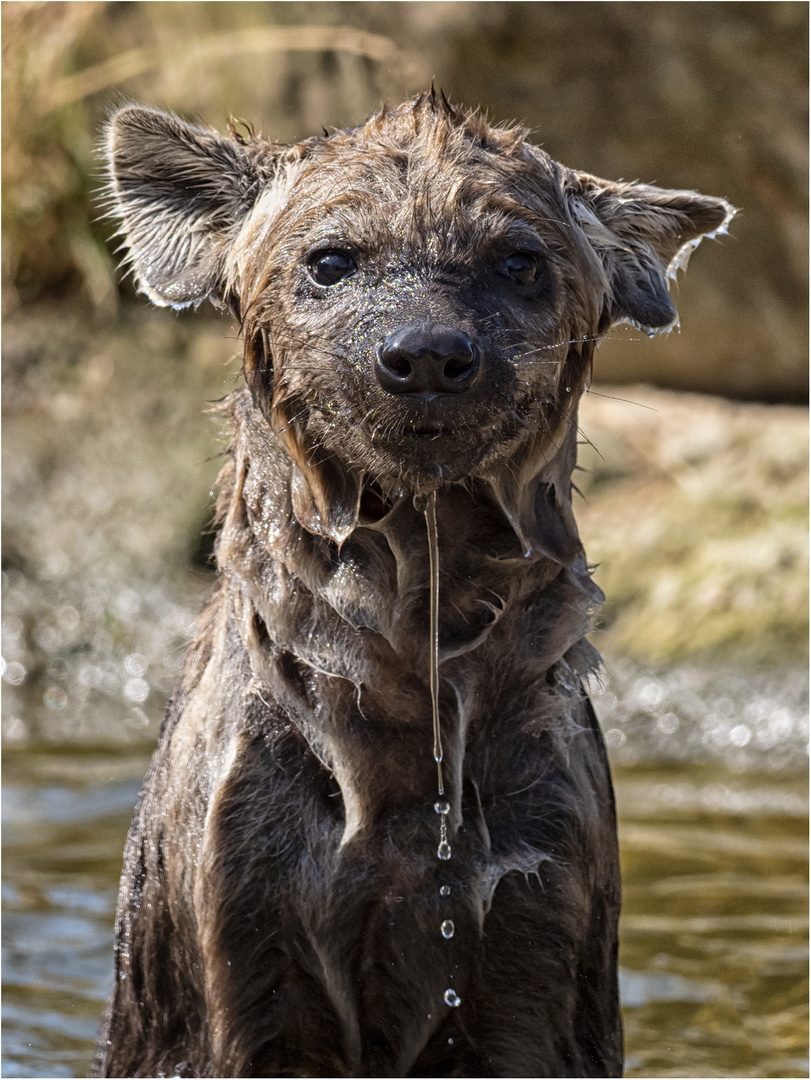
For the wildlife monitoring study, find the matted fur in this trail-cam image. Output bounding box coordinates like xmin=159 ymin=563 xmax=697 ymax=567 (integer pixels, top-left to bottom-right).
xmin=96 ymin=91 xmax=734 ymax=1078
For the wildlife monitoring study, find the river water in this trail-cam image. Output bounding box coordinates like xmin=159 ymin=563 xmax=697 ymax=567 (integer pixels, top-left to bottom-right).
xmin=2 ymin=659 xmax=807 ymax=1078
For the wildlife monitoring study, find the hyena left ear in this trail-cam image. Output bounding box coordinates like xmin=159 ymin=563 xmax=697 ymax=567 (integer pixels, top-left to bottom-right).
xmin=104 ymin=105 xmax=272 ymax=309
xmin=565 ymin=172 xmax=736 ymax=331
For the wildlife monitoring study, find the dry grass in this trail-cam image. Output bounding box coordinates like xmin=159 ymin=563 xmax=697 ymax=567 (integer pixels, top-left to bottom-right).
xmin=2 ymin=1 xmax=420 ymax=312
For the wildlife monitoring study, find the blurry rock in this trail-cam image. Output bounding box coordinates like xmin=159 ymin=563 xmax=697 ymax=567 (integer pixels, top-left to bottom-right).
xmin=577 ymin=385 xmax=808 ymax=665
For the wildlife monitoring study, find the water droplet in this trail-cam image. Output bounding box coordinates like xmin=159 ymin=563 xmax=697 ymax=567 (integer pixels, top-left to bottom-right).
xmin=441 ymin=919 xmax=455 ymax=939
xmin=43 ymin=686 xmax=68 ymax=710
xmin=123 ymin=676 xmax=150 ymax=703
xmin=434 ymin=800 xmax=450 ymax=815
xmin=440 ymin=885 xmax=450 ymax=897
xmin=437 ymin=840 xmax=452 ymax=860
xmin=448 ymin=1037 xmax=454 ymax=1046
xmin=444 ymin=988 xmax=462 ymax=1007
xmin=3 ymin=661 xmax=26 ymax=686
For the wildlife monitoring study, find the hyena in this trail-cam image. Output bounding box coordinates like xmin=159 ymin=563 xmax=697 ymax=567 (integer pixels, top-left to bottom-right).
xmin=96 ymin=91 xmax=733 ymax=1078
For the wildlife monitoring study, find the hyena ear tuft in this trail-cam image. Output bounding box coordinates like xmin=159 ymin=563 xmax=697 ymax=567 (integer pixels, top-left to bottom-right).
xmin=567 ymin=172 xmax=737 ymax=332
xmin=103 ymin=105 xmax=267 ymax=309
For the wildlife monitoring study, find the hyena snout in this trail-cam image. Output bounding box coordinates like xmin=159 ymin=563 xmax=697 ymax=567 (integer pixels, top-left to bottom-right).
xmin=375 ymin=322 xmax=482 ymax=398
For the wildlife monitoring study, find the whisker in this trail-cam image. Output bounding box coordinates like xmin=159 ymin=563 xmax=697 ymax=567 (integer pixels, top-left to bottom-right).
xmin=584 ymin=388 xmax=659 ymax=412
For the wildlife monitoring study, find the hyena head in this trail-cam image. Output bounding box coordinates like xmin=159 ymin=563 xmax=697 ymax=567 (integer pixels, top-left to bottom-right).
xmin=106 ymin=92 xmax=732 ymax=544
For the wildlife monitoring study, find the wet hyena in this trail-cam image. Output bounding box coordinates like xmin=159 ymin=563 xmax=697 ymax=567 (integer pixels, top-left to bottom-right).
xmin=96 ymin=91 xmax=733 ymax=1078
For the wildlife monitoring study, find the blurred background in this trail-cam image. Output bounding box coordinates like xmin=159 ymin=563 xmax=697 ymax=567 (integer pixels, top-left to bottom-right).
xmin=2 ymin=3 xmax=807 ymax=1077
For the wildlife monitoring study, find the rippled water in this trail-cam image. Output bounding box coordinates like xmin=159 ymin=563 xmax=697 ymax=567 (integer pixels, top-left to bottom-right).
xmin=615 ymin=761 xmax=807 ymax=1078
xmin=3 ymin=673 xmax=807 ymax=1078
xmin=2 ymin=746 xmax=146 ymax=1078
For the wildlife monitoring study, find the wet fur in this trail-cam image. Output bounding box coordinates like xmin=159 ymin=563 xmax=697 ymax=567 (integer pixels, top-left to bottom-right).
xmin=96 ymin=92 xmax=733 ymax=1077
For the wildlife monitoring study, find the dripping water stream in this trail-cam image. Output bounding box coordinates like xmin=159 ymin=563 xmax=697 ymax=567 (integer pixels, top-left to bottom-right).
xmin=425 ymin=490 xmax=444 ymax=800
xmin=424 ymin=490 xmax=461 ymax=1009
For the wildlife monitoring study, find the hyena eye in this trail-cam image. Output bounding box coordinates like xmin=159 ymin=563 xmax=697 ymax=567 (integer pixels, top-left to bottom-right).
xmin=308 ymin=249 xmax=357 ymax=286
xmin=499 ymin=251 xmax=542 ymax=287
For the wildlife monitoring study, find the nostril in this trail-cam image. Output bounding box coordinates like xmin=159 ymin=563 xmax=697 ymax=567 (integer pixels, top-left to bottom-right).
xmin=443 ymin=352 xmax=475 ymax=381
xmin=381 ymin=350 xmax=413 ymax=380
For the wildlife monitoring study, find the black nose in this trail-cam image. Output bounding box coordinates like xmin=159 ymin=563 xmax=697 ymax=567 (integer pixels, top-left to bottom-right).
xmin=375 ymin=322 xmax=481 ymax=396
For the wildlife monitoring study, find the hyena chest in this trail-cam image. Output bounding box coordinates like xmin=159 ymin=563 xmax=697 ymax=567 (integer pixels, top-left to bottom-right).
xmin=207 ymin=767 xmax=494 ymax=1067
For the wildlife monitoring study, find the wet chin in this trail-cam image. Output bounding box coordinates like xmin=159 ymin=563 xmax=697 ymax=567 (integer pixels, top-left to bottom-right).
xmin=368 ymin=429 xmax=495 ymax=489
xmin=313 ymin=418 xmax=486 ymax=488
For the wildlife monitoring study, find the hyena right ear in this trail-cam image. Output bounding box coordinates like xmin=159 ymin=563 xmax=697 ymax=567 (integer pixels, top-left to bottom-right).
xmin=564 ymin=170 xmax=736 ymax=332
xmin=104 ymin=105 xmax=270 ymax=308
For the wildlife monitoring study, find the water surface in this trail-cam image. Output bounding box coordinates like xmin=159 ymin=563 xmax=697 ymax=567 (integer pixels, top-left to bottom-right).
xmin=3 ymin=686 xmax=807 ymax=1078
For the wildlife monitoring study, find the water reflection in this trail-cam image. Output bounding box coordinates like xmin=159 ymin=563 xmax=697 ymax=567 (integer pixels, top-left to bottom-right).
xmin=2 ymin=738 xmax=807 ymax=1078
xmin=2 ymin=750 xmax=148 ymax=1078
xmin=615 ymin=761 xmax=808 ymax=1078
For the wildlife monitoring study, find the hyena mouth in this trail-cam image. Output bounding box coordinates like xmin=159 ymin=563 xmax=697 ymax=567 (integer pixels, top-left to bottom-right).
xmin=369 ymin=395 xmax=488 ymax=447
xmin=374 ymin=409 xmax=489 ymax=455
xmin=409 ymin=425 xmax=452 ymax=439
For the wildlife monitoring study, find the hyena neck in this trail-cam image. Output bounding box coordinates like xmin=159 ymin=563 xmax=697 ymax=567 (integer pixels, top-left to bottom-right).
xmin=211 ymin=387 xmax=602 ymax=781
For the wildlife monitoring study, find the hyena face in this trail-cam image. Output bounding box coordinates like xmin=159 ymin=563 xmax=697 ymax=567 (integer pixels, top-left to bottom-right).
xmin=106 ymin=92 xmax=732 ymax=493
xmin=237 ymin=139 xmax=578 ymax=488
